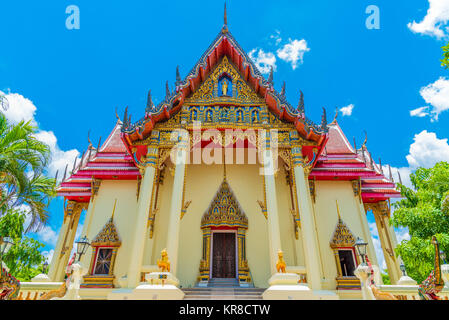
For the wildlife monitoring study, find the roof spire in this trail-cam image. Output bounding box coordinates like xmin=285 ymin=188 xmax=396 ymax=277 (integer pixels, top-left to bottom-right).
xmin=146 ymin=91 xmax=153 ymax=113
xmin=332 ymin=107 xmax=339 ymax=124
xmin=97 ymin=136 xmax=102 ymax=152
xmin=222 ymin=2 xmax=228 ymax=33
xmin=397 ymin=170 xmax=403 ymax=185
xmin=268 ymin=66 xmax=274 ymax=86
xmin=389 ymin=165 xmax=393 ymax=182
xmin=87 ymin=130 xmax=92 ymax=147
xmin=321 ymin=107 xmax=327 ymax=130
xmin=224 ymin=2 xmax=227 ymax=26
xmin=115 ymin=107 xmax=121 ymax=123
xmin=176 ymin=65 xmax=181 ymax=86
xmin=379 ymin=158 xmax=384 ymax=174
xmin=297 ymin=90 xmax=305 ymax=114
xmin=166 ymin=81 xmax=171 ymax=98
xmin=62 ymin=164 xmax=68 ymax=182
xmin=281 ymin=81 xmax=286 ymax=96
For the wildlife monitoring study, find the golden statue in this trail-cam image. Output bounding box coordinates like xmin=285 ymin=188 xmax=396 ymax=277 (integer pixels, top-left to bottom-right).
xmin=276 ymin=250 xmax=286 ymax=273
xmin=157 ymin=248 xmax=171 ymax=272
xmin=222 ymin=78 xmax=228 ymax=96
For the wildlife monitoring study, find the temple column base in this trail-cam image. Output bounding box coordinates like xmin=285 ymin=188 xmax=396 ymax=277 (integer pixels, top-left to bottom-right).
xmin=262 ymin=273 xmax=339 ymax=300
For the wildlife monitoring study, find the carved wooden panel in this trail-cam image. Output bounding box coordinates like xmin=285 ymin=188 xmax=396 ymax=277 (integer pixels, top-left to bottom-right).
xmin=212 ymin=233 xmax=236 ymax=278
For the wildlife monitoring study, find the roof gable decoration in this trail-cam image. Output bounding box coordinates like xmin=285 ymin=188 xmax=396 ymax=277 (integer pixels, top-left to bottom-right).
xmin=201 ymin=179 xmax=248 ymax=229
xmin=91 ymin=218 xmax=122 ymax=247
xmin=330 ymin=218 xmax=356 ymax=248
xmin=185 ymin=56 xmax=264 ymax=105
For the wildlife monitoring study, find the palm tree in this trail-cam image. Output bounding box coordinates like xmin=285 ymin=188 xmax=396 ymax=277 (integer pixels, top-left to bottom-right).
xmin=0 ymin=112 xmax=55 ymax=231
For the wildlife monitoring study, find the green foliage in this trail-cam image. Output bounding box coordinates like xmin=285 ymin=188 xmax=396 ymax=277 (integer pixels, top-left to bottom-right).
xmin=392 ymin=162 xmax=449 ymax=283
xmin=442 ymin=43 xmax=449 ymax=70
xmin=0 ymin=210 xmax=46 ymax=281
xmin=0 ymin=111 xmax=56 ymax=231
xmin=381 ymin=271 xmax=391 ymax=285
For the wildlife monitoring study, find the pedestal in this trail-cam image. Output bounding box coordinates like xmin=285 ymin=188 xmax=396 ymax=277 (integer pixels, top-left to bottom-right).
xmin=107 ymin=272 xmax=185 ymax=300
xmin=262 ymin=273 xmax=338 ymax=300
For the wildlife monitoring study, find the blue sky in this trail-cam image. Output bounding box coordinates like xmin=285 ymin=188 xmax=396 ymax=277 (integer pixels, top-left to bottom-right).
xmin=1 ymin=0 xmax=449 ymax=272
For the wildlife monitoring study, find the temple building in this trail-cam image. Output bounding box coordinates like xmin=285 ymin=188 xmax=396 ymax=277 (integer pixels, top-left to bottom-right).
xmin=48 ymin=17 xmax=402 ymax=300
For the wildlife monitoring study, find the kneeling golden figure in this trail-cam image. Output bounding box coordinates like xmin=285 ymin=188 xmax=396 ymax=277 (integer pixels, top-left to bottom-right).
xmin=276 ymin=250 xmax=286 ymax=273
xmin=157 ymin=248 xmax=171 ymax=272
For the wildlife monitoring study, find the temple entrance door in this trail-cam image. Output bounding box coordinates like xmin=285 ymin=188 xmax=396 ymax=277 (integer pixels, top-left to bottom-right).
xmin=212 ymin=232 xmax=236 ymax=278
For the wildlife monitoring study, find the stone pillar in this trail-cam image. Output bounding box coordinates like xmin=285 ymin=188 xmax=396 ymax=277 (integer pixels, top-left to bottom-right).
xmin=354 ymin=194 xmax=379 ymax=267
xmin=127 ymin=141 xmax=160 ymax=288
xmin=263 ymin=148 xmax=283 ymax=275
xmin=165 ymin=130 xmax=189 ymax=277
xmin=291 ymin=146 xmax=323 ymax=290
xmin=366 ymin=201 xmax=401 ymax=285
xmin=48 ymin=201 xmax=87 ymax=282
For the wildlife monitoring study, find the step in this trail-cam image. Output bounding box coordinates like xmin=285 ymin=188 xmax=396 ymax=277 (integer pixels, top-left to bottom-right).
xmin=183 ymin=295 xmax=263 ymax=300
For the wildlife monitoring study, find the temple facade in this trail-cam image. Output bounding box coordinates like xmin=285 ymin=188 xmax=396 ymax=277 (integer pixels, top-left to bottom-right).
xmin=48 ymin=21 xmax=402 ymax=300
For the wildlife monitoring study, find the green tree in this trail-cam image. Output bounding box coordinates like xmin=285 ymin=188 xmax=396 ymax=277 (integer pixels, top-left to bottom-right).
xmin=391 ymin=162 xmax=449 ymax=283
xmin=0 ymin=112 xmax=55 ymax=231
xmin=441 ymin=43 xmax=449 ymax=69
xmin=0 ymin=209 xmax=46 ymax=281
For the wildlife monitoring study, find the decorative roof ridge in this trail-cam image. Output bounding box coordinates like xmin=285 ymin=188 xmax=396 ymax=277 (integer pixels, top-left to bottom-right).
xmin=121 ymin=27 xmax=327 ymax=135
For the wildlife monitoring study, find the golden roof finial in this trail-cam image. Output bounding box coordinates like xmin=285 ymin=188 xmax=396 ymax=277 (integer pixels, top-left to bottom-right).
xmin=224 ymin=2 xmax=227 ymax=26
xmin=336 ymin=200 xmax=341 ymax=221
xmin=111 ymin=198 xmax=117 ymax=220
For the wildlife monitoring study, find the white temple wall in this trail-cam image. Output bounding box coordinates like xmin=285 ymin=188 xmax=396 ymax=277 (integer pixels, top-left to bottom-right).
xmin=275 ymin=166 xmax=303 ymax=267
xmin=79 ymin=180 xmax=138 ymax=286
xmin=175 ymin=163 xmax=271 ymax=289
xmin=313 ymin=180 xmax=376 ymax=290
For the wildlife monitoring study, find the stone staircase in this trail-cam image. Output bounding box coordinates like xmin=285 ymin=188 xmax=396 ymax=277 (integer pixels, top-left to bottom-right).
xmin=182 ymin=278 xmax=265 ymax=300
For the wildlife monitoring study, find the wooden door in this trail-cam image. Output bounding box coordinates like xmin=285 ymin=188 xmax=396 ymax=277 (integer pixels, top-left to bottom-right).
xmin=212 ymin=233 xmax=236 ymax=278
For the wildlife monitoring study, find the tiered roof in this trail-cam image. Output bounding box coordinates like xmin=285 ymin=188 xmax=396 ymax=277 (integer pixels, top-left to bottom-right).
xmin=56 ymin=120 xmax=140 ymax=202
xmin=310 ymin=120 xmax=400 ymax=202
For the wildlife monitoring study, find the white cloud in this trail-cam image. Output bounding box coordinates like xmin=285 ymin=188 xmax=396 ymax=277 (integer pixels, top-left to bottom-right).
xmin=34 ymin=131 xmax=79 ymax=178
xmin=419 ymin=77 xmax=449 ymax=121
xmin=270 ymin=30 xmax=282 ymax=45
xmin=410 ymin=106 xmax=429 ymax=117
xmin=42 ymin=249 xmax=54 ymax=263
xmin=36 ymin=225 xmax=59 ymax=246
xmin=340 ymin=104 xmax=354 ymax=116
xmin=276 ymin=39 xmax=310 ymax=70
xmin=0 ymin=90 xmax=80 ymax=179
xmin=0 ymin=90 xmax=37 ymax=125
xmin=395 ymin=227 xmax=411 ymax=243
xmin=249 ymin=48 xmax=277 ymax=74
xmin=408 ymin=0 xmax=449 ymax=38
xmin=406 ymin=130 xmax=449 ymax=169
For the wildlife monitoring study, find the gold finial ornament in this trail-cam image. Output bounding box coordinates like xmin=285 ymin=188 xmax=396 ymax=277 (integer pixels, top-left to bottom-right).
xmin=157 ymin=248 xmax=171 ymax=272
xmin=276 ymin=250 xmax=287 ymax=273
xmin=111 ymin=198 xmax=117 ymax=220
xmin=224 ymin=2 xmax=227 ymax=26
xmin=336 ymin=200 xmax=341 ymax=220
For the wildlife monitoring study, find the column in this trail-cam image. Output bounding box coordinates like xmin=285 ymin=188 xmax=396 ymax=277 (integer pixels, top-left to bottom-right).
xmin=291 ymin=146 xmax=323 ymax=290
xmin=263 ymin=148 xmax=283 ymax=275
xmin=165 ymin=130 xmax=189 ymax=277
xmin=48 ymin=201 xmax=86 ymax=281
xmin=370 ymin=201 xmax=401 ymax=284
xmin=355 ymin=197 xmax=379 ymax=267
xmin=127 ymin=140 xmax=159 ymax=288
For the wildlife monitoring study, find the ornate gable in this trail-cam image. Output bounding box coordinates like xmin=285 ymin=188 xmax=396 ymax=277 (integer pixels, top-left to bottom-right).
xmin=330 ymin=218 xmax=356 ymax=248
xmin=185 ymin=56 xmax=264 ymax=105
xmin=91 ymin=218 xmax=121 ymax=247
xmin=201 ymin=179 xmax=248 ymax=229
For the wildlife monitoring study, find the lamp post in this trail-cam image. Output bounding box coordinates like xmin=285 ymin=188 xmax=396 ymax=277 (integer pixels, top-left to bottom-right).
xmin=75 ymin=236 xmax=90 ymax=262
xmin=355 ymin=237 xmax=368 ymax=266
xmin=43 ymin=260 xmax=49 ymax=274
xmin=400 ymin=262 xmax=407 ymax=277
xmin=0 ymin=236 xmax=14 ymax=279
